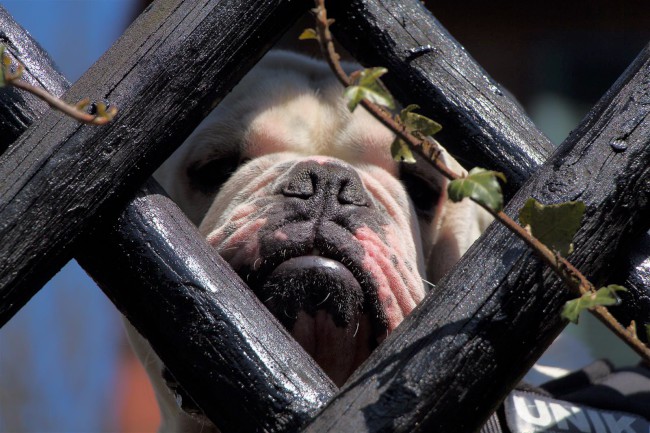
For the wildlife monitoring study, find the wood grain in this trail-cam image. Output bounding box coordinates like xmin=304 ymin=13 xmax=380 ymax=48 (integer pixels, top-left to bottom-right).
xmin=0 ymin=0 xmax=308 ymax=326
xmin=302 ymin=40 xmax=650 ymax=433
xmin=0 ymin=6 xmax=68 ymax=152
xmin=0 ymin=7 xmax=334 ymax=431
xmin=78 ymin=182 xmax=336 ymax=432
xmin=327 ymin=0 xmax=552 ymax=198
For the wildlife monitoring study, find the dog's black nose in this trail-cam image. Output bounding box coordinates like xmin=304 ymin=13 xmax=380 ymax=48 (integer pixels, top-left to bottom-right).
xmin=281 ymin=160 xmax=369 ymax=206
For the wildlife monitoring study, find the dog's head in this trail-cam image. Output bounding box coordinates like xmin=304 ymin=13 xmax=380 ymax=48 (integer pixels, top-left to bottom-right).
xmin=156 ymin=51 xmax=490 ymax=386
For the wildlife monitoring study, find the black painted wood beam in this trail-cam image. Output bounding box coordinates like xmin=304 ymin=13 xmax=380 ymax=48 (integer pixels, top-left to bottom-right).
xmin=302 ymin=39 xmax=650 ymax=433
xmin=0 ymin=7 xmax=68 ymax=153
xmin=328 ymin=0 xmax=650 ymax=341
xmin=0 ymin=0 xmax=309 ymax=326
xmin=327 ymin=0 xmax=552 ymax=199
xmin=78 ymin=182 xmax=336 ymax=432
xmin=0 ymin=8 xmax=335 ymax=431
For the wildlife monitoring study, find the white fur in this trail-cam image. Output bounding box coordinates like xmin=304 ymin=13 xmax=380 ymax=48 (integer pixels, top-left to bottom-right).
xmin=128 ymin=50 xmax=491 ymax=432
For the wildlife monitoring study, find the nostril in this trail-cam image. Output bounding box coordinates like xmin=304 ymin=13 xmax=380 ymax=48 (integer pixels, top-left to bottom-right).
xmin=282 ymin=170 xmax=315 ymax=198
xmin=338 ymin=179 xmax=368 ymax=206
xmin=281 ymin=160 xmax=370 ymax=206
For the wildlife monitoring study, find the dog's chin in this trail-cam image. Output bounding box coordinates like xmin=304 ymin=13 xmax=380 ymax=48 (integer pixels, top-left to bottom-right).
xmin=249 ymin=255 xmax=381 ymax=386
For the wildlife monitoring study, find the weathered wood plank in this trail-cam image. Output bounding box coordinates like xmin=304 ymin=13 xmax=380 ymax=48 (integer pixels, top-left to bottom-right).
xmin=0 ymin=6 xmax=68 ymax=153
xmin=0 ymin=8 xmax=335 ymax=431
xmin=0 ymin=0 xmax=309 ymax=326
xmin=302 ymin=40 xmax=650 ymax=433
xmin=2 ymin=1 xmax=644 ymax=430
xmin=329 ymin=0 xmax=650 ymax=343
xmin=327 ymin=0 xmax=552 ymax=198
xmin=78 ymin=182 xmax=336 ymax=432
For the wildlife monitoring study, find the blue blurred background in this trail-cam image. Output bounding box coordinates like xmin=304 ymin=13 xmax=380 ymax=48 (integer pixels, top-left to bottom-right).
xmin=0 ymin=1 xmax=648 ymax=432
xmin=0 ymin=2 xmax=145 ymax=432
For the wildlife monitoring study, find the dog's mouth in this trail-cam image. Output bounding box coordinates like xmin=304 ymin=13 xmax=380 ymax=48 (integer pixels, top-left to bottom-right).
xmin=261 ymin=252 xmax=363 ymax=325
xmin=238 ymin=245 xmax=387 ymax=385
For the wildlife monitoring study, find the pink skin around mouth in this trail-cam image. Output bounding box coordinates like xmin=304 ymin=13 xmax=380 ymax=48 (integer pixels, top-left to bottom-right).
xmin=208 ymin=220 xmax=424 ymax=381
xmin=204 ymin=161 xmax=425 ymax=384
xmin=354 ymin=225 xmax=424 ymax=336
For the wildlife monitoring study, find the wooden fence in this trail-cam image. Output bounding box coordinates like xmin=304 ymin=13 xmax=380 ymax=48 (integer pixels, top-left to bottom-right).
xmin=1 ymin=1 xmax=649 ymax=432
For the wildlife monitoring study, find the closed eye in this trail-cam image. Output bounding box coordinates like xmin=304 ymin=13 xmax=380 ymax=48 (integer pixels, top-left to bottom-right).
xmin=186 ymin=154 xmax=243 ymax=195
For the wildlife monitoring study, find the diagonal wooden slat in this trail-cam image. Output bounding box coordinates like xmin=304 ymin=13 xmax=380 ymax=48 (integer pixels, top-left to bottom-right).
xmin=327 ymin=0 xmax=552 ymax=200
xmin=0 ymin=0 xmax=309 ymax=326
xmin=328 ymin=0 xmax=650 ymax=341
xmin=0 ymin=8 xmax=335 ymax=432
xmin=614 ymin=233 xmax=650 ymax=342
xmin=301 ymin=41 xmax=650 ymax=432
xmin=78 ymin=181 xmax=337 ymax=432
xmin=0 ymin=7 xmax=69 ymax=152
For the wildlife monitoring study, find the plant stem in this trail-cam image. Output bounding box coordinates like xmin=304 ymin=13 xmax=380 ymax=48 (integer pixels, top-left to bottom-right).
xmin=313 ymin=0 xmax=650 ymax=363
xmin=1 ymin=49 xmax=116 ymax=125
xmin=11 ymin=79 xmax=116 ymax=125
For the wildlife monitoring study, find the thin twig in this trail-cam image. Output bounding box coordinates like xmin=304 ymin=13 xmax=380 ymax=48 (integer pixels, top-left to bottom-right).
xmin=2 ymin=50 xmax=116 ymax=125
xmin=312 ymin=0 xmax=650 ymax=362
xmin=10 ymin=80 xmax=117 ymax=125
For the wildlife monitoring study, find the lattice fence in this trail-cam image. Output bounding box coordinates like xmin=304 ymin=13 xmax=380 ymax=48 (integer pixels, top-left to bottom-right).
xmin=1 ymin=1 xmax=649 ymax=432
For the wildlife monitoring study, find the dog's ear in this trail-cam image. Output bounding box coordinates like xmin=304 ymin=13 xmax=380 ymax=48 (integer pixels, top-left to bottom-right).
xmin=426 ymin=151 xmax=493 ymax=283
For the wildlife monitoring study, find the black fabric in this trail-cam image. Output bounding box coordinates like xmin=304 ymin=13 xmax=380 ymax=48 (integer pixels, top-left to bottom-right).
xmin=479 ymin=360 xmax=650 ymax=433
xmin=540 ymin=359 xmax=614 ymax=396
xmin=479 ymin=412 xmax=505 ymax=433
xmin=540 ymin=360 xmax=650 ymax=419
xmin=502 ymin=389 xmax=650 ymax=433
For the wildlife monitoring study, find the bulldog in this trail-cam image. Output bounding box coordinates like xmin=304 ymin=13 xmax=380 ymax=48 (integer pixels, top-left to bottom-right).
xmin=130 ymin=50 xmax=491 ymax=432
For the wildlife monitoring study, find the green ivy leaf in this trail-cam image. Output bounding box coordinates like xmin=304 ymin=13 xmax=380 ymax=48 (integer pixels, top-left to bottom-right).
xmin=344 ymin=67 xmax=395 ymax=112
xmin=447 ymin=167 xmax=506 ymax=212
xmin=298 ymin=28 xmax=318 ymax=40
xmin=561 ymin=285 xmax=627 ymax=324
xmin=519 ymin=198 xmax=586 ymax=256
xmin=399 ymin=104 xmax=442 ymax=137
xmin=391 ymin=138 xmax=416 ymax=163
xmin=400 ymin=104 xmax=419 ymax=117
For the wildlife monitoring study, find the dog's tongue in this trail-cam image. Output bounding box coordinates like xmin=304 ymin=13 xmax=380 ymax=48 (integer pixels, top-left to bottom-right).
xmin=291 ymin=310 xmax=373 ymax=386
xmin=265 ymin=256 xmax=372 ymax=386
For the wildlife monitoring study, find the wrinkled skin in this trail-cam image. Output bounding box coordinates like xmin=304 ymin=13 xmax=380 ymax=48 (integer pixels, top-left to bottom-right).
xmin=127 ymin=50 xmax=491 ymax=432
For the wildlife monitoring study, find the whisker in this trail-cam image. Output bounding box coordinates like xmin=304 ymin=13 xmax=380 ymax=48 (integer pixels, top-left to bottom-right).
xmin=217 ymin=244 xmax=245 ymax=253
xmin=316 ymin=292 xmax=331 ymax=306
xmin=352 ymin=320 xmax=360 ymax=337
xmin=421 ymin=278 xmax=437 ymax=290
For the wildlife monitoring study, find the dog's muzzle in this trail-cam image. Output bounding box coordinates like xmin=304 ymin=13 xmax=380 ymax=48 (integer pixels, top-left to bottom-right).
xmin=208 ymin=159 xmax=417 ymax=384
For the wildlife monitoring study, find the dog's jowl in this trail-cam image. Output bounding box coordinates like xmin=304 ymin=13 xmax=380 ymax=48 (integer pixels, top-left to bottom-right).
xmin=131 ymin=50 xmax=491 ymax=432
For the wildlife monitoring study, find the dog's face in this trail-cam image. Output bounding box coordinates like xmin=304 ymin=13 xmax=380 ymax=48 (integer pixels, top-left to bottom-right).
xmin=156 ymin=51 xmax=489 ymax=386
